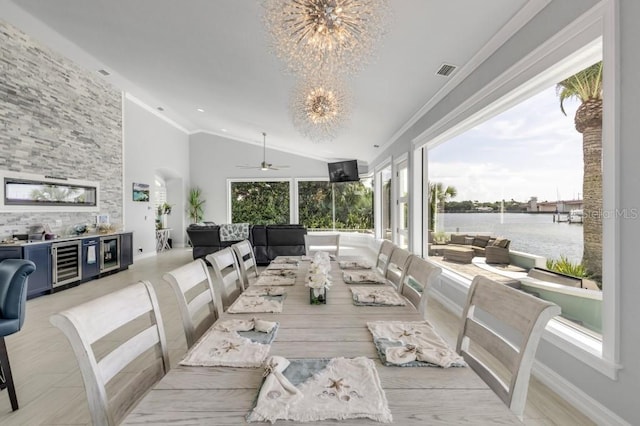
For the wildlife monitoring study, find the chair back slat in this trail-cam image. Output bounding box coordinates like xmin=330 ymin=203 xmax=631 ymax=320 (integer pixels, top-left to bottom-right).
xmin=456 ymin=276 xmax=561 ymax=419
xmin=207 ymin=248 xmax=244 ymax=309
xmin=50 ymin=280 xmax=168 ymax=426
xmin=163 ymin=259 xmax=221 ymax=347
xmin=375 ymin=240 xmax=396 ymax=276
xmin=232 ymin=240 xmax=259 ymax=288
xmin=385 ymin=247 xmax=413 ymax=288
xmin=398 ymin=256 xmax=441 ymax=317
xmin=99 ymin=326 xmax=162 ymax=384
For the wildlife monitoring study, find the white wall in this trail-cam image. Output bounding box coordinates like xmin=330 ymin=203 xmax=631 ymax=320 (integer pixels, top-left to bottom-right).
xmin=189 ymin=132 xmax=329 ymax=224
xmin=370 ymin=0 xmax=639 ymax=424
xmin=124 ymin=97 xmax=190 ymax=258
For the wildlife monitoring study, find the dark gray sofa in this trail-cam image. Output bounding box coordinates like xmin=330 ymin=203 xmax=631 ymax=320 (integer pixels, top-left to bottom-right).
xmin=186 ymin=223 xmax=306 ymax=265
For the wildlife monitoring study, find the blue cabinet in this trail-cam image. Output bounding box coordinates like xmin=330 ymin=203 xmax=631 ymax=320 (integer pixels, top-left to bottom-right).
xmin=120 ymin=232 xmax=133 ymax=268
xmin=0 ymin=243 xmax=53 ymax=299
xmin=23 ymin=244 xmax=52 ymax=298
xmin=82 ymin=237 xmax=100 ymax=280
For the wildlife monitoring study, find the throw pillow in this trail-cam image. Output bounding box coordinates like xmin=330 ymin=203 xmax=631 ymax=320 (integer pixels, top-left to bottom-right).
xmin=450 ymin=234 xmax=467 ymax=245
xmin=472 ymin=236 xmax=490 ymax=248
xmin=492 ymin=238 xmax=510 ymax=248
xmin=464 ymin=236 xmax=475 ymax=245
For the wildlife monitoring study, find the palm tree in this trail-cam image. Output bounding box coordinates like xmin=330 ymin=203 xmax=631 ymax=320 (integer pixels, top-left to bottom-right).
xmin=556 ymin=61 xmax=603 ymax=281
xmin=428 ymin=182 xmax=457 ymax=232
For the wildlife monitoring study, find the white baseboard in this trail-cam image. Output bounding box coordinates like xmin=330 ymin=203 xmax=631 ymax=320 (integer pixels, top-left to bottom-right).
xmin=532 ymin=361 xmax=630 ymax=426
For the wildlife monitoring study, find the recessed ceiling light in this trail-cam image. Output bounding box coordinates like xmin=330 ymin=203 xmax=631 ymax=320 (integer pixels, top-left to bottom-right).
xmin=197 ymin=108 xmax=205 ymax=112
xmin=373 ymin=144 xmax=380 ymax=148
xmin=221 ymin=128 xmax=228 ymax=132
xmin=98 ymin=69 xmax=110 ymax=76
xmin=157 ymin=106 xmax=164 ymax=111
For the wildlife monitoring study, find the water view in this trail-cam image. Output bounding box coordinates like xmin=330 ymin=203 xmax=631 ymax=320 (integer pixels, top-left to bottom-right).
xmin=436 ymin=212 xmax=583 ymax=264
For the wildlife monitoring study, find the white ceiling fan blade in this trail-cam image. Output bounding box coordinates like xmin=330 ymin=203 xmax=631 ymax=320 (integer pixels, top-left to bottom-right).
xmin=235 ymin=133 xmax=291 ymax=171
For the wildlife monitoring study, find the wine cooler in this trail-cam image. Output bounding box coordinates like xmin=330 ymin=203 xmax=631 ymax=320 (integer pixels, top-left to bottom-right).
xmin=52 ymin=240 xmax=82 ymax=288
xmin=100 ymin=235 xmax=120 ymax=273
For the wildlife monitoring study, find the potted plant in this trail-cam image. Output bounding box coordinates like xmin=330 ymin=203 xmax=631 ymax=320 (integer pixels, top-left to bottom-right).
xmin=187 ymin=187 xmax=205 ymax=223
xmin=157 ymin=202 xmax=172 ymax=229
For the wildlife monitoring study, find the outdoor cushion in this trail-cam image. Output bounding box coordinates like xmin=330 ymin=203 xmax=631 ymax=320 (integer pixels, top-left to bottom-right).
xmin=492 ymin=238 xmax=510 ymax=248
xmin=472 ymin=236 xmax=491 ymax=248
xmin=449 ymin=234 xmax=467 ymax=245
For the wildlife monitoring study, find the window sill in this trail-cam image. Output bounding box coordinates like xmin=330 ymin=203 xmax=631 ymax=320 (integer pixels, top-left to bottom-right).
xmin=432 ymin=264 xmax=622 ymax=380
xmin=543 ymin=319 xmax=621 ymax=380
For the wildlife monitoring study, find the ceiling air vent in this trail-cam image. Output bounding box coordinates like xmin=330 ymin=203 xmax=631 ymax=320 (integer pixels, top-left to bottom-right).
xmin=98 ymin=69 xmax=110 ymax=76
xmin=436 ymin=63 xmax=457 ymax=77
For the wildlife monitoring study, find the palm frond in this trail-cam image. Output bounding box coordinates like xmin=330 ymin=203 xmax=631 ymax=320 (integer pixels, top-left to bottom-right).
xmin=556 ymin=61 xmax=603 ymax=115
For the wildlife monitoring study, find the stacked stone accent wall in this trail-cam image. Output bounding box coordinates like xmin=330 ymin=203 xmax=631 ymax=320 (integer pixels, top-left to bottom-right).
xmin=0 ymin=20 xmax=122 ymax=237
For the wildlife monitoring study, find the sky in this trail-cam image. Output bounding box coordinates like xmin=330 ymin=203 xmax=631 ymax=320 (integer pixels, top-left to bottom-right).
xmin=428 ymin=86 xmax=583 ymax=203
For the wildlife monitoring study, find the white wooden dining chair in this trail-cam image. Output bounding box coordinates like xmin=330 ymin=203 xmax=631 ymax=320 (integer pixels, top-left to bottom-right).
xmin=397 ymin=256 xmax=441 ymax=318
xmin=375 ymin=239 xmax=396 ymax=276
xmin=304 ymin=234 xmax=340 ymax=256
xmin=49 ymin=280 xmax=169 ymax=426
xmin=206 ymin=248 xmax=244 ymax=310
xmin=231 ymin=239 xmax=259 ymax=288
xmin=384 ymin=247 xmax=413 ymax=289
xmin=162 ymin=258 xmax=222 ymax=348
xmin=456 ymin=275 xmax=561 ymax=419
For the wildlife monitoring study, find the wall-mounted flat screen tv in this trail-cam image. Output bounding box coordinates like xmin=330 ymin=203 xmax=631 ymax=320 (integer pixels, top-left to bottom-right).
xmin=328 ymin=160 xmax=359 ymax=183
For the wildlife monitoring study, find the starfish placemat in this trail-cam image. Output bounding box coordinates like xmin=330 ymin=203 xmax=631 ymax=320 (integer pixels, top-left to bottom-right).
xmin=254 ymin=274 xmax=296 ymax=286
xmin=227 ymin=294 xmax=285 ymax=313
xmin=180 ymin=319 xmax=279 ymax=367
xmin=367 ymin=320 xmax=466 ymax=368
xmin=271 ymin=256 xmax=301 ymax=265
xmin=343 ymin=270 xmax=387 ymax=284
xmin=247 ymin=356 xmax=392 ymax=423
xmin=339 ymin=259 xmax=373 ymax=270
xmin=266 ymin=263 xmax=298 ymax=270
xmin=350 ymin=287 xmax=407 ymax=306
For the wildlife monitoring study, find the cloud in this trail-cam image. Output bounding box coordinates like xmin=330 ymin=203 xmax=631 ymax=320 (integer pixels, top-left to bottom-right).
xmin=429 ymin=86 xmax=584 ymax=202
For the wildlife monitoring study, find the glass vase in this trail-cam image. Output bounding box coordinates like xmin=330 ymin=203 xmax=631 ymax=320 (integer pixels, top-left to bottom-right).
xmin=309 ymin=287 xmax=327 ymax=305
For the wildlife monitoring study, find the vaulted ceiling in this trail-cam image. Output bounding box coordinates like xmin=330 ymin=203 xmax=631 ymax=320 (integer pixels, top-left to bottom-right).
xmin=4 ymin=0 xmax=536 ymax=163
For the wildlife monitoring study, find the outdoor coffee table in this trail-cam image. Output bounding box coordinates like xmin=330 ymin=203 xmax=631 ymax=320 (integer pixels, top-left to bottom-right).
xmin=443 ymin=246 xmax=475 ymax=263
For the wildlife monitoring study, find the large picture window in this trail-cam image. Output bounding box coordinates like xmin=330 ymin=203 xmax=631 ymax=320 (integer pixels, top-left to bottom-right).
xmin=297 ymin=179 xmax=373 ymax=232
xmin=230 ymin=180 xmax=290 ymax=224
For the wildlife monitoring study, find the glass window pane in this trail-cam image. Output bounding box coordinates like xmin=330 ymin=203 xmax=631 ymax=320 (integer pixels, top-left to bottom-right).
xmin=231 ymin=181 xmax=290 ymax=224
xmin=298 ymin=179 xmax=373 ymax=232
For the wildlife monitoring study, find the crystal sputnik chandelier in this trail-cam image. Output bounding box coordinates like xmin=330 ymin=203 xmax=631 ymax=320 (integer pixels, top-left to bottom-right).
xmin=264 ymin=0 xmax=389 ymax=76
xmin=291 ymin=78 xmax=350 ymax=142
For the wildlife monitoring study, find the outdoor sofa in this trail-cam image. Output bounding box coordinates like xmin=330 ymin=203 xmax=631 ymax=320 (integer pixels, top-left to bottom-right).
xmin=432 ymin=233 xmax=511 ymax=264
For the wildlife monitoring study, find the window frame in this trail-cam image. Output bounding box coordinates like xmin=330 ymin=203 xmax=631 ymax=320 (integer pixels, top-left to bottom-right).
xmin=374 ymin=159 xmax=392 ymax=240
xmin=412 ymin=0 xmax=619 ymax=378
xmin=226 ymin=177 xmax=293 ymax=224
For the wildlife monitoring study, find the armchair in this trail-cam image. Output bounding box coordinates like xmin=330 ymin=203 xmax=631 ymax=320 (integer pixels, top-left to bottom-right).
xmin=0 ymin=259 xmax=36 ymax=411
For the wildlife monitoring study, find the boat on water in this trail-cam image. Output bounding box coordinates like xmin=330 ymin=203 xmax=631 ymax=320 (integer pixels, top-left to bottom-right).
xmin=568 ymin=209 xmax=583 ymax=224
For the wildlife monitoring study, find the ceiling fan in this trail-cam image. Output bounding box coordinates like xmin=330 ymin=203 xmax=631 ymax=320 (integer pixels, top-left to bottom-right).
xmin=236 ymin=132 xmax=289 ymax=171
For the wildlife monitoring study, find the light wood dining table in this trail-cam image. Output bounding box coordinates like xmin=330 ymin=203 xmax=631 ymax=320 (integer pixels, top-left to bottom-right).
xmin=123 ymin=257 xmax=521 ymax=425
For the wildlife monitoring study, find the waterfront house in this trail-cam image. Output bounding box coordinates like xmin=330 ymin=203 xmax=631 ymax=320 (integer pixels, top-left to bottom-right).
xmin=0 ymin=1 xmax=638 ymax=425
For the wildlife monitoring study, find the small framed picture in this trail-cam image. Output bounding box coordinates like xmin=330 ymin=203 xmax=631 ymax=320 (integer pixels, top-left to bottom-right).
xmin=96 ymin=214 xmax=109 ymax=224
xmin=132 ymin=182 xmax=150 ymax=202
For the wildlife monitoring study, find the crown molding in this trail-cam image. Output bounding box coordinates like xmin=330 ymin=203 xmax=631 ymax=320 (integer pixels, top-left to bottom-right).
xmin=125 ymin=93 xmax=189 ymax=134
